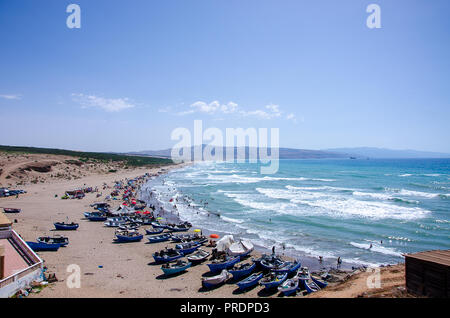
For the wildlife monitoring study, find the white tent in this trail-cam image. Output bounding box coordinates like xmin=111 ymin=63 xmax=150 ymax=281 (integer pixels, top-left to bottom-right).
xmin=227 ymin=239 xmax=254 ymax=256
xmin=216 ymin=235 xmax=235 ymax=253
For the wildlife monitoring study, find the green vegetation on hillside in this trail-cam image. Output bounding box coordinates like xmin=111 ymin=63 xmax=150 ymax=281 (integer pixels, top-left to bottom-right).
xmin=0 ymin=145 xmax=173 ymax=166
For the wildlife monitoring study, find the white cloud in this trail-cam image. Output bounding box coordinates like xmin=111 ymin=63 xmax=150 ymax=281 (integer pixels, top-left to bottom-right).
xmin=0 ymin=94 xmax=21 ymax=100
xmin=72 ymin=93 xmax=135 ymax=112
xmin=174 ymin=100 xmax=298 ymax=123
xmin=177 ymin=100 xmax=239 ymax=116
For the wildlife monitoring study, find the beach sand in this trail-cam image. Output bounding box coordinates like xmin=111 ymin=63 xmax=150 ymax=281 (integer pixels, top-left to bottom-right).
xmin=1 ymin=153 xmax=409 ymax=298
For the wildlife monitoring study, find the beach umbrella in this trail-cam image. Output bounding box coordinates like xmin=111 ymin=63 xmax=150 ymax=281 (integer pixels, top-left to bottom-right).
xmin=209 ymin=234 xmax=219 ymax=239
xmin=156 ymin=217 xmax=163 ymax=220
xmin=193 ymin=229 xmax=201 ymax=233
xmin=143 ymin=211 xmax=151 ymax=215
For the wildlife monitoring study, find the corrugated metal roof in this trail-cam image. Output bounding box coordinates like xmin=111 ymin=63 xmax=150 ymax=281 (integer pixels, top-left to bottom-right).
xmin=405 ymin=249 xmax=450 ymax=267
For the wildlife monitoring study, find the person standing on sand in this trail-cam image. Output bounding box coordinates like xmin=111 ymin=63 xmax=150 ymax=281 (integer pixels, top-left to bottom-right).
xmin=337 ymin=257 xmax=342 ymax=268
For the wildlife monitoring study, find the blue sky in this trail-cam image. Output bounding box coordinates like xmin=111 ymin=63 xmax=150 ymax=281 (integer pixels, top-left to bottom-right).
xmin=0 ymin=0 xmax=449 ymax=153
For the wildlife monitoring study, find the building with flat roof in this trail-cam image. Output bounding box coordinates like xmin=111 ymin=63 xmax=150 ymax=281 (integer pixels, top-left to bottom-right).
xmin=0 ymin=212 xmax=44 ymax=298
xmin=405 ymin=249 xmax=450 ymax=298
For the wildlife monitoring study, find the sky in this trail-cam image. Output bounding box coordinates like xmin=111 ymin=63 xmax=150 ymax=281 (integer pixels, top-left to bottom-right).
xmin=0 ymin=0 xmax=449 ymax=153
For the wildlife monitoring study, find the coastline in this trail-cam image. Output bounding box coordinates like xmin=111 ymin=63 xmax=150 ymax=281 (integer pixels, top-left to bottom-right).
xmin=1 ymin=158 xmax=407 ymax=298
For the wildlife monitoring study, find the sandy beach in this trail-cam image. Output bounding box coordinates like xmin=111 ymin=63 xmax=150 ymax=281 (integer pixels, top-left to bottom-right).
xmin=0 ymin=153 xmax=411 ymax=298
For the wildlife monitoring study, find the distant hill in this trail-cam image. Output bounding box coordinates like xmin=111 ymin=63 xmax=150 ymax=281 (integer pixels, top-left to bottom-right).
xmin=126 ymin=146 xmax=349 ymax=160
xmin=325 ymin=147 xmax=450 ymax=159
xmin=0 ymin=145 xmax=173 ymax=166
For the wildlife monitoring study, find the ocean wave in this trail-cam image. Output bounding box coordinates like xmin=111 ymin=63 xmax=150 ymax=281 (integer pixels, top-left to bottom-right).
xmin=350 ymin=242 xmax=404 ymax=257
xmin=397 ymin=189 xmax=441 ymax=198
xmin=206 ymin=174 xmax=335 ymax=184
xmin=256 ymin=187 xmax=327 ymax=200
xmin=352 ymin=191 xmax=419 ymax=204
xmin=220 ymin=215 xmax=245 ymax=224
xmin=291 ymin=197 xmax=430 ymax=220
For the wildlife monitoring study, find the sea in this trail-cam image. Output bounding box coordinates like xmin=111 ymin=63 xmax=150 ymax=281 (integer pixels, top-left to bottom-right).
xmin=140 ymin=159 xmax=450 ymax=268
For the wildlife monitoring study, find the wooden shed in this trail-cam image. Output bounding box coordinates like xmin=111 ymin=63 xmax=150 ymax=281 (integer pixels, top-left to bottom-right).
xmin=405 ymin=249 xmax=450 ymax=297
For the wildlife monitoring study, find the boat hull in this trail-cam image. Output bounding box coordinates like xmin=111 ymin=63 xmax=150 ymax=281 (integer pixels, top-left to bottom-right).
xmin=207 ymin=256 xmax=240 ymax=273
xmin=236 ymin=272 xmax=263 ymax=290
xmin=54 ymin=223 xmax=79 ymax=230
xmin=26 ymin=241 xmax=60 ymax=252
xmin=115 ymin=234 xmax=143 ymax=242
xmin=260 ymin=273 xmax=288 ymax=289
xmin=229 ymin=263 xmax=256 ymax=280
xmin=161 ymin=262 xmax=192 ymax=275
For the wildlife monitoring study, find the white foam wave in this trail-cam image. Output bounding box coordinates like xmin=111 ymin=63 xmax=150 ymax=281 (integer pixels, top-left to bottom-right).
xmin=292 ymin=197 xmax=429 ymax=220
xmin=220 ymin=215 xmax=245 ymax=224
xmin=350 ymin=242 xmax=404 ymax=257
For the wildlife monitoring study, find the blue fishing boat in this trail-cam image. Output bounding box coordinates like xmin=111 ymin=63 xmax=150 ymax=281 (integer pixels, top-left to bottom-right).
xmin=3 ymin=208 xmax=21 ymax=213
xmin=273 ymin=260 xmax=301 ymax=275
xmin=153 ymin=248 xmax=183 ymax=263
xmin=236 ymin=272 xmax=263 ymax=290
xmin=147 ymin=234 xmax=171 ymax=243
xmin=311 ymin=275 xmax=328 ymax=288
xmin=145 ymin=228 xmax=164 ymax=235
xmin=26 ymin=241 xmax=60 ymax=252
xmin=54 ymin=222 xmax=79 ymax=231
xmin=258 ymin=254 xmax=286 ymax=271
xmin=161 ymin=260 xmax=192 ymax=276
xmin=166 ymin=224 xmax=190 ymax=232
xmin=277 ymin=278 xmax=299 ymax=296
xmin=175 ymin=242 xmax=200 ymax=255
xmin=260 ymin=272 xmax=288 ymax=289
xmin=297 ymin=267 xmax=321 ymax=293
xmin=115 ymin=231 xmax=143 ymax=243
xmin=37 ymin=236 xmax=69 ymax=247
xmin=85 ymin=212 xmax=107 ymax=221
xmin=207 ymin=256 xmax=240 ymax=273
xmin=151 ymin=222 xmax=167 ymax=229
xmin=229 ymin=262 xmax=256 ymax=280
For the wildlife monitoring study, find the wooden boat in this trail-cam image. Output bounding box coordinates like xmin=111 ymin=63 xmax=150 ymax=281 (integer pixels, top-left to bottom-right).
xmin=259 ymin=255 xmax=287 ymax=271
xmin=187 ymin=249 xmax=210 ymax=264
xmin=85 ymin=212 xmax=107 ymax=221
xmin=170 ymin=233 xmax=200 ymax=242
xmin=145 ymin=228 xmax=164 ymax=235
xmin=228 ymin=262 xmax=256 ymax=280
xmin=277 ymin=277 xmax=299 ymax=296
xmin=297 ymin=267 xmax=321 ymax=293
xmin=207 ymin=255 xmax=240 ymax=273
xmin=54 ymin=222 xmax=79 ymax=231
xmin=161 ymin=260 xmax=192 ymax=276
xmin=166 ymin=224 xmax=190 ymax=232
xmin=3 ymin=208 xmax=21 ymax=213
xmin=104 ymin=220 xmax=125 ymax=227
xmin=260 ymin=272 xmax=288 ymax=289
xmin=118 ymin=223 xmax=140 ymax=231
xmin=151 ymin=222 xmax=168 ymax=229
xmin=153 ymin=248 xmax=183 ymax=263
xmin=273 ymin=260 xmax=301 ymax=275
xmin=202 ymin=269 xmax=230 ymax=289
xmin=115 ymin=231 xmax=143 ymax=243
xmin=37 ymin=236 xmax=69 ymax=247
xmin=26 ymin=241 xmax=60 ymax=252
xmin=175 ymin=242 xmax=200 ymax=255
xmin=236 ymin=272 xmax=263 ymax=290
xmin=311 ymin=275 xmax=328 ymax=289
xmin=147 ymin=234 xmax=171 ymax=243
